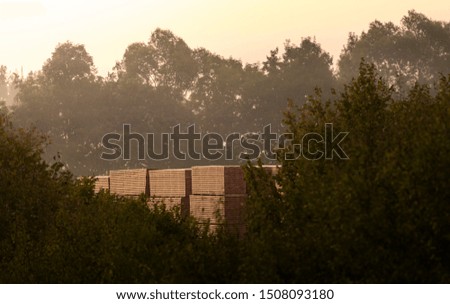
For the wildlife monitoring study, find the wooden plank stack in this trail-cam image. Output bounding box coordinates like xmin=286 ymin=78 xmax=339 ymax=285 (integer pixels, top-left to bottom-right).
xmin=147 ymin=169 xmax=191 ymax=216
xmin=109 ymin=168 xmax=149 ymax=196
xmin=191 ymin=165 xmax=246 ymax=195
xmin=94 ymin=176 xmax=110 ymax=193
xmin=190 ymin=166 xmax=247 ymax=234
xmin=189 ymin=195 xmax=225 ymax=223
xmin=149 ymin=169 xmax=192 ymax=197
xmin=88 ymin=165 xmax=280 ymax=235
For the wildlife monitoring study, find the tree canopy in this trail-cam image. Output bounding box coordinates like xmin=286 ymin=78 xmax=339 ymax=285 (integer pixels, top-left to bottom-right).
xmin=7 ymin=12 xmax=449 ymax=175
xmin=338 ymin=10 xmax=450 ymax=92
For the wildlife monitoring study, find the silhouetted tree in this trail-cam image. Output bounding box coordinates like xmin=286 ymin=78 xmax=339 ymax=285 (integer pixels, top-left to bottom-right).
xmin=338 ymin=11 xmax=450 ymax=92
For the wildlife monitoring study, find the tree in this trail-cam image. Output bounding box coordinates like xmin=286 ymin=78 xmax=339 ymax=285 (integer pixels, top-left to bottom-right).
xmin=118 ymin=28 xmax=197 ymax=98
xmin=0 ymin=112 xmax=74 ymax=282
xmin=42 ymin=42 xmax=96 ymax=85
xmin=338 ymin=11 xmax=450 ymax=92
xmin=188 ymin=48 xmax=249 ymax=134
xmin=0 ymin=65 xmax=16 ymax=107
xmin=256 ymin=37 xmax=335 ymax=131
xmin=12 ymin=42 xmax=108 ymax=175
xmin=0 ymin=66 xmax=8 ymax=103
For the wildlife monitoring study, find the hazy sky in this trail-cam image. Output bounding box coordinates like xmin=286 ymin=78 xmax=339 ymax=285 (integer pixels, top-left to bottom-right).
xmin=1 ymin=0 xmax=449 ymax=76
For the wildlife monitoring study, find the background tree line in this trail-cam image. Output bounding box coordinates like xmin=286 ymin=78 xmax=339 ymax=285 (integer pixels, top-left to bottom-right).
xmin=0 ymin=10 xmax=447 ymax=176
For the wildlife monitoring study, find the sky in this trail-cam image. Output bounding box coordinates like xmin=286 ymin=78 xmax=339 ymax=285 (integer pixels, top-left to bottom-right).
xmin=0 ymin=0 xmax=449 ymax=76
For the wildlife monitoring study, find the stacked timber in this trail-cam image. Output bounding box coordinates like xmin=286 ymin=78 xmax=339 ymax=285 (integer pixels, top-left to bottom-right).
xmin=147 ymin=168 xmax=191 ymax=216
xmin=149 ymin=168 xmax=192 ymax=197
xmin=191 ymin=165 xmax=246 ymax=195
xmin=109 ymin=168 xmax=149 ymax=197
xmin=190 ymin=166 xmax=247 ymax=234
xmin=94 ymin=175 xmax=110 ymax=193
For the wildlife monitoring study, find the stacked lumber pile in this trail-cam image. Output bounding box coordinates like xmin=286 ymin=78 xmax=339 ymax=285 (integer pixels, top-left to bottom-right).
xmin=190 ymin=166 xmax=247 ymax=234
xmin=189 ymin=195 xmax=225 ymax=223
xmin=147 ymin=169 xmax=191 ymax=216
xmin=109 ymin=168 xmax=149 ymax=196
xmin=149 ymin=169 xmax=192 ymax=197
xmin=94 ymin=176 xmax=110 ymax=193
xmin=191 ymin=165 xmax=246 ymax=195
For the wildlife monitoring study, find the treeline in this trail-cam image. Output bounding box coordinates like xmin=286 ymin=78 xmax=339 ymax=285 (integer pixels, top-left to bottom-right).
xmin=1 ymin=61 xmax=449 ymax=283
xmin=0 ymin=10 xmax=448 ymax=175
xmin=244 ymin=62 xmax=450 ymax=283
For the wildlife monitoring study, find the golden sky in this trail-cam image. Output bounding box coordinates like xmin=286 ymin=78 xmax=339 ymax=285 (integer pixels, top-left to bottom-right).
xmin=1 ymin=0 xmax=449 ymax=75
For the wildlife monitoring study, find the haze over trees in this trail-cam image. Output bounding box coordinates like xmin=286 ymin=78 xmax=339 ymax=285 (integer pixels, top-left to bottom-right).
xmin=0 ymin=11 xmax=449 ymax=283
xmin=0 ymin=65 xmax=17 ymax=108
xmin=338 ymin=11 xmax=450 ymax=92
xmin=5 ymin=11 xmax=448 ymax=176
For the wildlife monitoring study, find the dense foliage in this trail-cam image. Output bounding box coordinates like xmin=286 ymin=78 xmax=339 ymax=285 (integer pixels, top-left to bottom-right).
xmin=0 ymin=11 xmax=449 ymax=283
xmin=1 ymin=61 xmax=449 ymax=283
xmin=243 ymin=62 xmax=450 ymax=283
xmin=338 ymin=11 xmax=450 ymax=92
